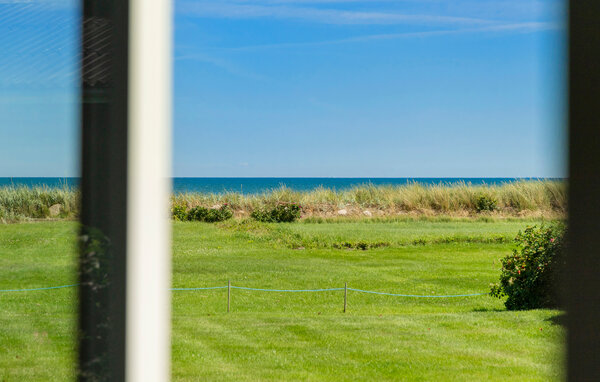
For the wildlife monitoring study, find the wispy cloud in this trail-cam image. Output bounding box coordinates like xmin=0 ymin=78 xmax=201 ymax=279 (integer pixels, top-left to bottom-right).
xmin=176 ymin=0 xmax=564 ymax=26
xmin=177 ymin=1 xmax=494 ymax=26
xmin=217 ymin=21 xmax=561 ymax=51
xmin=174 ymin=52 xmax=267 ymax=81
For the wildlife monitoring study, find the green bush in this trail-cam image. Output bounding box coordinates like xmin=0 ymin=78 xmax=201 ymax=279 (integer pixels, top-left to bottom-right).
xmin=187 ymin=206 xmax=207 ymax=221
xmin=490 ymin=224 xmax=565 ymax=310
xmin=251 ymin=203 xmax=301 ymax=223
xmin=475 ymin=194 xmax=497 ymax=212
xmin=172 ymin=205 xmax=188 ymax=221
xmin=188 ymin=204 xmax=233 ymax=222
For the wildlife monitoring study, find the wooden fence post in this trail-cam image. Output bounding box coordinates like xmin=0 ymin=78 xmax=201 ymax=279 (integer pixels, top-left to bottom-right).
xmin=344 ymin=282 xmax=347 ymax=313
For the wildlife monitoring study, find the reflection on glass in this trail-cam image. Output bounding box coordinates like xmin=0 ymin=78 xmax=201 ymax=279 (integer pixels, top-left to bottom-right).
xmin=0 ymin=1 xmax=80 ymax=380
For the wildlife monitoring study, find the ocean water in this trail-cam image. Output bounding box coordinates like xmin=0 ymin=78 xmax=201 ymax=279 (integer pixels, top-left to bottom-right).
xmin=0 ymin=177 xmax=558 ymax=195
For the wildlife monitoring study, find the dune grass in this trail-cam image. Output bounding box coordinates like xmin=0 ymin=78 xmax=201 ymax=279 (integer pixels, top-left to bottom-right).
xmin=172 ymin=180 xmax=566 ymax=218
xmin=0 ymin=180 xmax=566 ymax=222
xmin=0 ymin=219 xmax=564 ymax=381
xmin=0 ymin=185 xmax=79 ymax=222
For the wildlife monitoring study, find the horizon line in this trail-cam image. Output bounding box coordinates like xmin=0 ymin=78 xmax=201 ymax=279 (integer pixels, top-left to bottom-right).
xmin=0 ymin=176 xmax=566 ymax=179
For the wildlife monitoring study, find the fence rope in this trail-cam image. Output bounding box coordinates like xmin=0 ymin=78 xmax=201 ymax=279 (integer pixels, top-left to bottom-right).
xmin=0 ymin=283 xmax=488 ymax=297
xmin=348 ymin=288 xmax=488 ymax=298
xmin=0 ymin=284 xmax=80 ymax=292
xmin=172 ymin=286 xmax=228 ymax=291
xmin=230 ymin=286 xmax=344 ymax=293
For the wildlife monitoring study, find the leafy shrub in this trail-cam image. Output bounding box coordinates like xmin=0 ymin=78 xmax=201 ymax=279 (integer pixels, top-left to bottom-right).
xmin=207 ymin=205 xmax=233 ymax=222
xmin=251 ymin=203 xmax=301 ymax=223
xmin=249 ymin=209 xmax=272 ymax=223
xmin=188 ymin=204 xmax=233 ymax=222
xmin=476 ymin=194 xmax=497 ymax=212
xmin=490 ymin=224 xmax=565 ymax=310
xmin=187 ymin=206 xmax=208 ymax=221
xmin=171 ymin=205 xmax=188 ymax=221
xmin=271 ymin=203 xmax=301 ymax=222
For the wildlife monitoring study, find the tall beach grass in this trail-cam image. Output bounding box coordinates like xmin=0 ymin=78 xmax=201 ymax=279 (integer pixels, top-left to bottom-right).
xmin=0 ymin=185 xmax=80 ymax=222
xmin=0 ymin=180 xmax=566 ymax=223
xmin=172 ymin=180 xmax=566 ymax=218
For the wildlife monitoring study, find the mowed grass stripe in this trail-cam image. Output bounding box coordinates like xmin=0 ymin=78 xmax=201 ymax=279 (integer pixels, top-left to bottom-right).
xmin=1 ymin=220 xmax=563 ymax=381
xmin=172 ymin=314 xmax=561 ymax=381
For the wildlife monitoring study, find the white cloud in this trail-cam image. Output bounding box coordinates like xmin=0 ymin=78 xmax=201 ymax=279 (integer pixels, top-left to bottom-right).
xmin=176 ymin=0 xmax=564 ymax=25
xmin=175 ymin=52 xmax=268 ymax=80
xmin=217 ymin=21 xmax=562 ymax=51
xmin=177 ymin=1 xmax=494 ymax=26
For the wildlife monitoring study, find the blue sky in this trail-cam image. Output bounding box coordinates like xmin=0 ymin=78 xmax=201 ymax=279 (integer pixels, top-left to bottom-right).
xmin=0 ymin=0 xmax=566 ymax=177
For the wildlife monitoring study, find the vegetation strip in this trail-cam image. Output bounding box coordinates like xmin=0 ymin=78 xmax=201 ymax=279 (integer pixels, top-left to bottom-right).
xmin=1 ymin=180 xmax=566 ymax=222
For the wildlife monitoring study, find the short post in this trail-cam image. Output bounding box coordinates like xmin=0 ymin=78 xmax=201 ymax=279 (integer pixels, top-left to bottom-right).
xmin=227 ymin=280 xmax=231 ymax=313
xmin=344 ymin=282 xmax=347 ymax=313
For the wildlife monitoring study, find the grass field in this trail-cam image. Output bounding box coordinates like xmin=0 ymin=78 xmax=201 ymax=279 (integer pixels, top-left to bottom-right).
xmin=0 ymin=219 xmax=564 ymax=381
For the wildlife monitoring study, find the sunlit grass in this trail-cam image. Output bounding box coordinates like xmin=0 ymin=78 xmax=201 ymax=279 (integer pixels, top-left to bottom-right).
xmin=0 ymin=219 xmax=563 ymax=380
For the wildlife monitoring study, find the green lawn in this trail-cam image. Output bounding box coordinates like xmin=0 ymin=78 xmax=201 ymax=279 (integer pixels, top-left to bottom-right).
xmin=0 ymin=219 xmax=564 ymax=381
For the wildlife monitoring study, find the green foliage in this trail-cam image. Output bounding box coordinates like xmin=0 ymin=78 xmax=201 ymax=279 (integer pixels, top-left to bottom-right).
xmin=248 ymin=209 xmax=272 ymax=223
xmin=251 ymin=203 xmax=301 ymax=223
xmin=187 ymin=206 xmax=207 ymax=221
xmin=332 ymin=240 xmax=389 ymax=250
xmin=490 ymin=224 xmax=565 ymax=310
xmin=412 ymin=238 xmax=427 ymax=246
xmin=171 ymin=205 xmax=188 ymax=221
xmin=476 ymin=194 xmax=497 ymax=212
xmin=187 ymin=204 xmax=233 ymax=222
xmin=271 ymin=203 xmax=301 ymax=222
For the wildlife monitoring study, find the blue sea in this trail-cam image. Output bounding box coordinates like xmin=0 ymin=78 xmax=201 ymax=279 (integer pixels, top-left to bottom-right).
xmin=0 ymin=177 xmax=559 ymax=195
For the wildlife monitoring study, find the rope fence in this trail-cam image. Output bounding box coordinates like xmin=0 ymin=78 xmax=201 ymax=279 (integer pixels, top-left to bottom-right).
xmin=0 ymin=284 xmax=80 ymax=292
xmin=0 ymin=281 xmax=489 ymax=312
